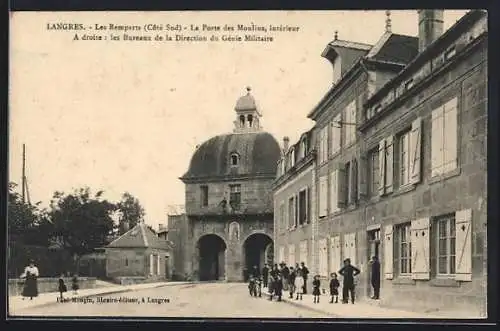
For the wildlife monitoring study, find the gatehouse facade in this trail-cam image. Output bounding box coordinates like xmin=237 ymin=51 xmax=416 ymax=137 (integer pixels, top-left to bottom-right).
xmin=180 ymin=88 xmax=281 ymax=281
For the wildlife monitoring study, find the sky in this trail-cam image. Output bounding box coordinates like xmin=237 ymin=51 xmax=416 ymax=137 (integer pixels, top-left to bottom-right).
xmin=9 ymin=10 xmax=468 ymax=230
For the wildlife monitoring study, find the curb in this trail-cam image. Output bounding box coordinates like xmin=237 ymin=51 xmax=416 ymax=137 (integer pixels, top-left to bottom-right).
xmin=9 ymin=282 xmax=191 ymax=313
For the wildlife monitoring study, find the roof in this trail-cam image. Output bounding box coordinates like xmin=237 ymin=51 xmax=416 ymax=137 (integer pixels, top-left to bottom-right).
xmin=106 ymin=222 xmax=171 ymax=250
xmin=235 ymin=88 xmax=261 ymax=115
xmin=181 ymin=132 xmax=281 ymax=180
xmin=308 ymin=31 xmax=418 ymax=119
xmin=364 ymin=9 xmax=486 ymax=108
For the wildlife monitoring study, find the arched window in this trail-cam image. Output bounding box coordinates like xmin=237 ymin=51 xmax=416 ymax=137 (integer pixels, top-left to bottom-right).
xmin=247 ymin=114 xmax=253 ymax=128
xmin=230 ymin=153 xmax=240 ymax=166
xmin=239 ymin=115 xmax=245 ymax=128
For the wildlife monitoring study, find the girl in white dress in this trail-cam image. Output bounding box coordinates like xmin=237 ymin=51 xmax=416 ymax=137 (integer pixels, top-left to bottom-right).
xmin=294 ymin=269 xmax=304 ymax=300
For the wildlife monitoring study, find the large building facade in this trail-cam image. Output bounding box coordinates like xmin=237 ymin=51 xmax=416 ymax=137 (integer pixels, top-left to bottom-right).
xmin=180 ymin=88 xmax=281 ymax=282
xmin=273 ymin=10 xmax=487 ymax=315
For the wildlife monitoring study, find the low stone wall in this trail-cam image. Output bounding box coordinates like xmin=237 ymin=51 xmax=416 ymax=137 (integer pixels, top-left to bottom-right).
xmin=8 ymin=277 xmax=97 ymax=297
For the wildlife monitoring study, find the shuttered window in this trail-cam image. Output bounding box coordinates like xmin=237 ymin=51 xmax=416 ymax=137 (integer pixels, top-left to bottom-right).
xmin=455 ymin=209 xmax=472 ymax=281
xmin=399 ymin=131 xmax=411 ymax=186
xmin=279 ymin=203 xmax=285 ymax=231
xmin=318 ymin=238 xmax=329 ymax=277
xmin=395 ymin=223 xmax=412 ymax=275
xmin=435 ymin=214 xmax=456 ymax=276
xmin=288 ymin=196 xmax=295 ymax=229
xmin=319 ymin=176 xmax=328 ymax=217
xmin=410 ymin=118 xmax=422 ymax=184
xmin=298 ymin=189 xmax=307 ymax=225
xmin=384 ymin=225 xmax=393 ymax=279
xmin=149 ymin=254 xmax=154 ymax=275
xmin=344 ymin=101 xmax=357 ymax=146
xmin=331 ymin=113 xmax=342 ymax=155
xmin=369 ymin=148 xmax=380 ymax=196
xmin=330 ymin=171 xmax=339 ymax=213
xmin=330 ymin=236 xmax=341 ymax=274
xmin=431 ymin=98 xmax=458 ymax=177
xmin=288 ymin=244 xmax=296 ymax=266
xmin=319 ymin=126 xmax=329 ymax=164
xmin=300 ymin=240 xmax=308 ymax=266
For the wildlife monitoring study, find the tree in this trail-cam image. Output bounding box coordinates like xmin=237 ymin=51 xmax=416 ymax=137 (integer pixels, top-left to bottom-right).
xmin=8 ymin=182 xmax=41 ymax=240
xmin=48 ymin=187 xmax=117 ymax=257
xmin=116 ymin=192 xmax=145 ymax=234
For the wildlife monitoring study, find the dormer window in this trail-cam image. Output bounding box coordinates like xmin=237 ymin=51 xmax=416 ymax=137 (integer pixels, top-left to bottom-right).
xmin=230 ymin=153 xmax=240 ymax=166
xmin=290 ymin=148 xmax=296 ymax=167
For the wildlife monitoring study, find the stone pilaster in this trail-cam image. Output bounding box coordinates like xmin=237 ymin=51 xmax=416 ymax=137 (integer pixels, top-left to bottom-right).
xmin=311 ymin=161 xmax=319 ymax=275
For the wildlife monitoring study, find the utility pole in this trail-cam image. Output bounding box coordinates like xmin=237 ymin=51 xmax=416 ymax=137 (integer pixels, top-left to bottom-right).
xmin=22 ymin=144 xmax=25 ymax=204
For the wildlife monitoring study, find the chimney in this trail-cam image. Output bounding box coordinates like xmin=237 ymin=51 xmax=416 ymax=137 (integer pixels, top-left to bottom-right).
xmin=283 ymin=136 xmax=290 ymax=155
xmin=418 ymin=10 xmax=444 ymax=52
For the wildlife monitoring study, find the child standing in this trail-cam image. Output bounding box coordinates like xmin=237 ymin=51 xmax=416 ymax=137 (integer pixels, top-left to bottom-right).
xmin=312 ymin=275 xmax=321 ymax=303
xmin=294 ymin=269 xmax=304 ymax=300
xmin=71 ymin=274 xmax=79 ymax=295
xmin=58 ymin=274 xmax=67 ymax=300
xmin=329 ymin=273 xmax=340 ymax=303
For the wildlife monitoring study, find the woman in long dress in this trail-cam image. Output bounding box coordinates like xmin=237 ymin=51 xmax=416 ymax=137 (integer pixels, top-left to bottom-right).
xmin=20 ymin=260 xmax=39 ymax=300
xmin=294 ymin=269 xmax=304 ymax=300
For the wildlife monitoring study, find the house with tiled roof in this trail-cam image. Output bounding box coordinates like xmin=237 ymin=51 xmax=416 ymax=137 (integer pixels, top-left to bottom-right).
xmin=105 ymin=222 xmax=173 ymax=283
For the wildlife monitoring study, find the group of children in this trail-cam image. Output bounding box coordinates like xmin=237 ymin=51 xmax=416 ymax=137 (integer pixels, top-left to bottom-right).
xmin=58 ymin=273 xmax=80 ymax=299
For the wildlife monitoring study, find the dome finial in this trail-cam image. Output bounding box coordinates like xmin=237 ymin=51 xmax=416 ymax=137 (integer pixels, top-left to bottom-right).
xmin=246 ymin=86 xmax=251 ymax=94
xmin=385 ymin=10 xmax=392 ymax=33
xmin=334 ymin=30 xmax=338 ymax=40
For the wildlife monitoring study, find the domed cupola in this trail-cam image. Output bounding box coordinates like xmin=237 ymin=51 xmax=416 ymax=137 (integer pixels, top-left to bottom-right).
xmin=233 ymin=87 xmax=262 ymax=133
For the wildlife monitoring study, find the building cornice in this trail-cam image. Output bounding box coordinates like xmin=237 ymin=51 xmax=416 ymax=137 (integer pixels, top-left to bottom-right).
xmin=179 ymin=173 xmax=276 ymax=184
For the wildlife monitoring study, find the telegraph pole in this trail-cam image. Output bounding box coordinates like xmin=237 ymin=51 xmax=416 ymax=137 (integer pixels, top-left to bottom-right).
xmin=22 ymin=144 xmax=26 ymax=203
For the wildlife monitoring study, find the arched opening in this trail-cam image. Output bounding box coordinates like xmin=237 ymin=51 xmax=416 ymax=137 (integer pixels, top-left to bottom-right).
xmin=239 ymin=115 xmax=245 ymax=128
xmin=242 ymin=233 xmax=273 ymax=281
xmin=197 ymin=234 xmax=227 ymax=281
xmin=247 ymin=114 xmax=253 ymax=128
xmin=230 ymin=153 xmax=239 ymax=166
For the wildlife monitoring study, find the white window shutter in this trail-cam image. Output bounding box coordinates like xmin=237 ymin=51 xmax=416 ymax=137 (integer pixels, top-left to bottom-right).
xmin=358 ymin=153 xmax=368 ymax=198
xmin=411 ymin=218 xmax=431 ymax=280
xmin=330 ymin=171 xmax=338 ymax=213
xmin=384 ymin=225 xmax=394 ymax=280
xmin=378 ymin=139 xmax=386 ymax=196
xmin=319 ymin=238 xmax=328 ymax=277
xmin=337 ymin=165 xmax=347 ymax=208
xmin=410 ymin=117 xmax=422 ymax=184
xmin=157 ymin=254 xmax=161 ymax=276
xmin=431 ymin=107 xmax=444 ymax=176
xmin=455 ymin=209 xmax=472 ymax=281
xmin=319 ymin=176 xmax=328 ymax=217
xmin=385 ymin=136 xmax=394 ymax=194
xmin=295 ymin=194 xmax=299 ymax=227
xmin=288 ymin=244 xmax=295 ymax=266
xmin=330 ymin=235 xmax=341 ymax=274
xmin=443 ymin=98 xmax=458 ymax=173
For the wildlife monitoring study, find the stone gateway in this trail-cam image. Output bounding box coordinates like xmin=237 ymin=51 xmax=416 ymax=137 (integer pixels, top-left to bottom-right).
xmin=179 ymin=87 xmax=281 ymax=282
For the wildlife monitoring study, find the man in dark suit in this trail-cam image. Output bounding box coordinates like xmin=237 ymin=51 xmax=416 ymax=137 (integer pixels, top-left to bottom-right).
xmin=370 ymin=256 xmax=381 ymax=299
xmin=338 ymin=258 xmax=361 ymax=304
xmin=300 ymin=262 xmax=309 ymax=294
xmin=262 ymin=264 xmax=269 ymax=288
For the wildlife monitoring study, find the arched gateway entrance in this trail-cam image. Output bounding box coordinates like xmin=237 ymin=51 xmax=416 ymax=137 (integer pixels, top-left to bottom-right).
xmin=243 ymin=233 xmax=273 ymax=281
xmin=197 ymin=234 xmax=226 ymax=281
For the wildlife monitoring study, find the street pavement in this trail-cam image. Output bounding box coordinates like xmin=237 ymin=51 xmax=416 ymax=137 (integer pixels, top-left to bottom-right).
xmin=9 ymin=282 xmax=326 ymax=318
xmin=9 ymin=282 xmax=479 ymax=319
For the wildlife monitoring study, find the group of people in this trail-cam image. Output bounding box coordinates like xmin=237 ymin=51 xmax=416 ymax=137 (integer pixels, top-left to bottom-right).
xmin=19 ymin=259 xmax=80 ymax=300
xmin=247 ymin=256 xmax=381 ymax=305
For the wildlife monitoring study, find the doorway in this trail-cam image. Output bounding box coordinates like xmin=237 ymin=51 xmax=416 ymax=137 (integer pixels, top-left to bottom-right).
xmin=367 ymin=228 xmax=381 ymax=298
xmin=242 ymin=233 xmax=273 ymax=281
xmin=198 ymin=234 xmax=227 ymax=281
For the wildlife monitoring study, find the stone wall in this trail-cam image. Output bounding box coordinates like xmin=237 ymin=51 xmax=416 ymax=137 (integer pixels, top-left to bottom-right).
xmin=105 ymin=248 xmax=169 ymax=281
xmin=9 ymin=277 xmax=97 ymax=296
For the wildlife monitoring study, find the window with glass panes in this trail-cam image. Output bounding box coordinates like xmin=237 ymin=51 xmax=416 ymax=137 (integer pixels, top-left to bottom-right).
xmin=229 ymin=184 xmax=241 ymax=210
xmin=399 ymin=130 xmax=411 ymax=186
xmin=369 ymin=148 xmax=379 ymax=196
xmin=396 ymin=223 xmax=412 ymax=275
xmin=288 ymin=196 xmax=295 ymax=228
xmin=436 ymin=215 xmax=456 ymax=275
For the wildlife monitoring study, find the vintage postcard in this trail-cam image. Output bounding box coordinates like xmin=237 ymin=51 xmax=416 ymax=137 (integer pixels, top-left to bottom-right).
xmin=7 ymin=9 xmax=488 ymax=320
